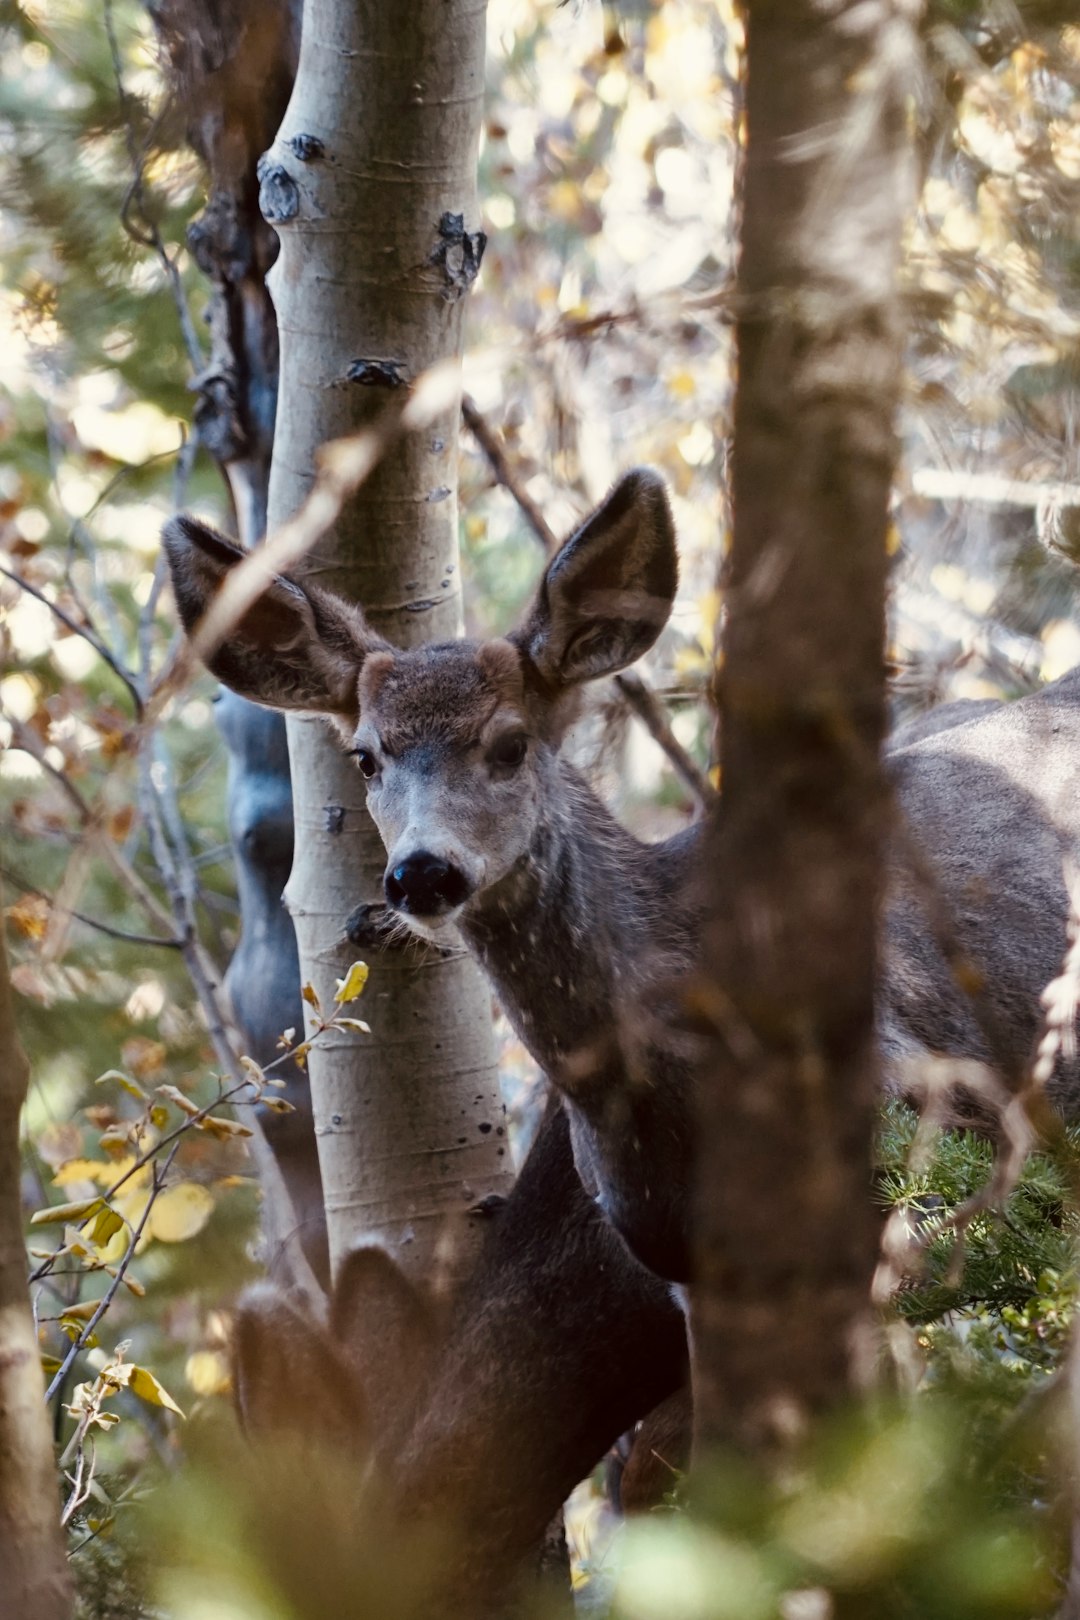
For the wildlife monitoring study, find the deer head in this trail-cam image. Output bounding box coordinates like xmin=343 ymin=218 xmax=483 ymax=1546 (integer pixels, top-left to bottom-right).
xmin=163 ymin=470 xmax=678 ymax=940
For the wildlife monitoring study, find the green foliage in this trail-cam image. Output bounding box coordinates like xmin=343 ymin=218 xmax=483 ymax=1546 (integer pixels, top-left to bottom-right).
xmin=615 ymin=1394 xmax=1064 ymax=1620
xmin=878 ymin=1100 xmax=1079 ymax=1352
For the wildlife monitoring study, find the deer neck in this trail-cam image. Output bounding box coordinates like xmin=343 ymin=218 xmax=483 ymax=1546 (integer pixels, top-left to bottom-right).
xmin=460 ymin=761 xmax=646 ymax=1076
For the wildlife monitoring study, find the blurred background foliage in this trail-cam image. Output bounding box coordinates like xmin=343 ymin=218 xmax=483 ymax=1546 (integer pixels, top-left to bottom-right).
xmin=4 ymin=0 xmax=1080 ymax=1614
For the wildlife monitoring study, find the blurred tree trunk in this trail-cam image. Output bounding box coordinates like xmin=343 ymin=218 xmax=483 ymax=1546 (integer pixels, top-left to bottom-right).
xmin=263 ymin=0 xmax=513 ymax=1281
xmin=153 ymin=0 xmax=328 ymax=1290
xmin=693 ymin=0 xmax=921 ymax=1456
xmin=0 ymin=916 xmax=72 ymax=1620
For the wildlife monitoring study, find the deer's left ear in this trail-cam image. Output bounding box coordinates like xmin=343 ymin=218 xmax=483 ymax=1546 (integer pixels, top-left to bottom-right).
xmin=514 ymin=469 xmax=678 ymax=688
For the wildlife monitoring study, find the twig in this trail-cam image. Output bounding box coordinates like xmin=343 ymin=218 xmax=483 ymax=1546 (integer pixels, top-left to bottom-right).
xmin=461 ymin=392 xmax=715 ymax=810
xmin=4 ymin=716 xmax=177 ymax=939
xmin=42 ymin=1143 xmax=180 ymax=1406
xmin=614 ymin=671 xmax=717 ymax=810
xmin=29 ymin=1075 xmax=256 ymax=1289
xmin=0 ymin=562 xmax=143 ymax=718
xmin=541 ymin=283 xmax=735 ymax=347
xmin=0 ymin=865 xmax=181 ymax=950
xmin=103 ymin=0 xmax=203 ymax=372
xmin=462 ymin=394 xmax=557 ymax=551
xmin=136 ymin=432 xmax=199 ymax=690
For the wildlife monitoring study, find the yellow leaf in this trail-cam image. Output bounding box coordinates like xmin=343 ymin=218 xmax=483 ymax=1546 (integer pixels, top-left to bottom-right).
xmin=148 ymin=1182 xmax=214 ymax=1243
xmin=259 ymin=1097 xmax=296 ymax=1114
xmin=127 ymin=1363 xmax=185 ymax=1418
xmin=196 ymin=1115 xmax=253 ymax=1141
xmin=6 ymin=894 xmax=48 ymax=939
xmin=293 ymin=1042 xmax=311 ymax=1070
xmin=86 ymin=1205 xmax=124 ymax=1248
xmin=80 ymin=1409 xmax=120 ymax=1431
xmin=57 ymin=1299 xmax=98 ymax=1321
xmin=334 ymin=1017 xmax=371 ymax=1035
xmin=95 ymin=1069 xmax=147 ymax=1102
xmin=60 ymin=1320 xmax=97 ymax=1347
xmin=185 ymin=1349 xmax=231 ymax=1397
xmin=239 ymin=1054 xmax=265 ymax=1084
xmin=156 ymin=1084 xmax=200 ymax=1117
xmin=53 ymin=1159 xmax=108 ymax=1188
xmin=301 ymin=982 xmax=321 ymax=1011
xmin=110 ymin=1270 xmax=146 ymax=1298
xmin=334 ymin=960 xmax=369 ymax=1004
xmin=95 ymin=1191 xmax=149 ymax=1264
xmin=149 ymin=1104 xmax=169 ymax=1129
xmin=98 ymin=1126 xmax=135 ymax=1159
xmin=32 ymin=1197 xmax=103 ymax=1226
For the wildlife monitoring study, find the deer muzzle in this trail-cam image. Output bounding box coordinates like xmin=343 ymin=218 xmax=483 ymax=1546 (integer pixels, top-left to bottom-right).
xmin=384 ymin=850 xmax=473 ymax=918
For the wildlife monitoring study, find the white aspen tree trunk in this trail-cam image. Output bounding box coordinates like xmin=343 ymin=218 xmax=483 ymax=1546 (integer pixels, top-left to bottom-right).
xmin=0 ymin=918 xmax=72 ymax=1620
xmin=263 ymin=0 xmax=512 ymax=1280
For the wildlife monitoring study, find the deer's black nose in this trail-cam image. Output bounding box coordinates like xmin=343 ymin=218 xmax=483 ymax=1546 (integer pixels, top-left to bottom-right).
xmin=385 ymin=852 xmax=471 ymax=916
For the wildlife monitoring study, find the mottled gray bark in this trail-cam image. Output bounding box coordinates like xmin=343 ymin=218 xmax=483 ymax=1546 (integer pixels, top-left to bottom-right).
xmin=0 ymin=915 xmax=72 ymax=1620
xmin=263 ymin=0 xmax=512 ymax=1279
xmin=694 ymin=0 xmax=921 ymax=1454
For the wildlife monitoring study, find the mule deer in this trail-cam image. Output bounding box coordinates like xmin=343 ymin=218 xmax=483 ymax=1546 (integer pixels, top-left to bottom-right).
xmin=164 ymin=469 xmax=1080 ymax=1285
xmin=232 ymin=1103 xmax=687 ymax=1617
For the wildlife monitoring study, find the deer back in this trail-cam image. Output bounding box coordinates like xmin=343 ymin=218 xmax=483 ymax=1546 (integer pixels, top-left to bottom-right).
xmin=883 ymin=667 xmax=1080 ymax=1114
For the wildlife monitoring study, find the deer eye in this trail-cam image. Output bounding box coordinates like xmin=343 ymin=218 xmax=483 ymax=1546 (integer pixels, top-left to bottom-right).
xmin=490 ymin=732 xmax=527 ymax=769
xmin=352 ymin=747 xmax=379 ymax=779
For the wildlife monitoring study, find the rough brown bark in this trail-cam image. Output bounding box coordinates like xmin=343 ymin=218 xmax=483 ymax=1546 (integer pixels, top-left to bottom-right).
xmin=693 ymin=0 xmax=921 ymax=1455
xmin=263 ymin=0 xmax=512 ymax=1279
xmin=0 ymin=914 xmax=72 ymax=1620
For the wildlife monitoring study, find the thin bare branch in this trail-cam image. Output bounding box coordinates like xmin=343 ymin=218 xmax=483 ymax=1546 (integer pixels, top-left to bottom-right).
xmin=462 ymin=393 xmax=558 ymax=551
xmin=462 ymin=391 xmax=715 ymax=811
xmin=42 ymin=1143 xmax=180 ymax=1406
xmin=4 ymin=715 xmax=177 ymax=939
xmin=614 ymin=671 xmax=717 ymax=811
xmin=0 ymin=865 xmax=181 ymax=951
xmin=0 ymin=562 xmax=143 ymax=718
xmin=103 ymin=0 xmax=203 ymax=371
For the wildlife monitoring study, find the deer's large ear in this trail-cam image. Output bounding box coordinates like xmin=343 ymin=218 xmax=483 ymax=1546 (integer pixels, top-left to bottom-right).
xmin=513 ymin=469 xmax=677 ymax=688
xmin=162 ymin=514 xmax=386 ymax=720
xmin=232 ymin=1283 xmax=366 ymax=1442
xmin=331 ymin=1245 xmax=439 ymax=1410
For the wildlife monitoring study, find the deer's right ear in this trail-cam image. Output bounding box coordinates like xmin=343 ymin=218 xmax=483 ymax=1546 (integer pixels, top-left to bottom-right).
xmin=162 ymin=514 xmax=385 ymax=720
xmin=514 ymin=468 xmax=678 ymax=689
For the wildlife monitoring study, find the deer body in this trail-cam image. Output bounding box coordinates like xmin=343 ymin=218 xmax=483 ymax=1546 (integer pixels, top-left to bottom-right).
xmin=164 ymin=471 xmax=1080 ymax=1293
xmin=232 ymin=1102 xmax=688 ymax=1618
xmin=461 ymin=766 xmax=701 ymax=1281
xmin=880 ymin=671 xmax=1080 ymax=1116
